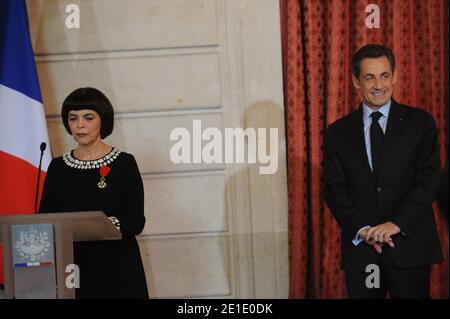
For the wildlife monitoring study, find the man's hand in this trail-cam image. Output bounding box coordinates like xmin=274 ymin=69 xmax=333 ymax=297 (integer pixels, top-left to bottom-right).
xmin=359 ymin=228 xmax=384 ymax=254
xmin=366 ymin=222 xmax=400 ymax=248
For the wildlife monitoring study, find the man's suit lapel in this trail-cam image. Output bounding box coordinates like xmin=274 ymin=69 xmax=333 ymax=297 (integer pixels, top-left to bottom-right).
xmin=349 ymin=106 xmax=372 ymax=175
xmin=379 ymin=100 xmax=407 ymax=171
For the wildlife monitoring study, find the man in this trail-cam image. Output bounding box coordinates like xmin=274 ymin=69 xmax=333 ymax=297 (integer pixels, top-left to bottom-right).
xmin=321 ymin=44 xmax=442 ymax=299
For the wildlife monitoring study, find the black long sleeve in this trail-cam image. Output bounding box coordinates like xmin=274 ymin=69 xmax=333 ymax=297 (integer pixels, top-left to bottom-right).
xmin=321 ymin=125 xmax=370 ymax=237
xmin=115 ymin=154 xmax=146 ymax=238
xmin=391 ymin=113 xmax=441 ymax=237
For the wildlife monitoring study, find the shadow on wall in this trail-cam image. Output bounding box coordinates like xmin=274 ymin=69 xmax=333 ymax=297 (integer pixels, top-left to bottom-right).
xmin=135 ymin=100 xmax=288 ymax=298
xmin=223 ymin=99 xmax=288 ymax=298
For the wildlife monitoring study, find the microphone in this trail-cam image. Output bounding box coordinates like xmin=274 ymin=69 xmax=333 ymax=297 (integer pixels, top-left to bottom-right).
xmin=34 ymin=142 xmax=47 ymax=214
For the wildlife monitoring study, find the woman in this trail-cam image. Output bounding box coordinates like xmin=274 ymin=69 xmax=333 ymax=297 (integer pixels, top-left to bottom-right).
xmin=39 ymin=87 xmax=148 ymax=299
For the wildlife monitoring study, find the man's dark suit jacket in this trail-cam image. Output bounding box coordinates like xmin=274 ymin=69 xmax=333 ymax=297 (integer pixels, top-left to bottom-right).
xmin=321 ymin=99 xmax=443 ymax=272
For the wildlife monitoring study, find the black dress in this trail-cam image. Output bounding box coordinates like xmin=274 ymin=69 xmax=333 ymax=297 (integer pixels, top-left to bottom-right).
xmin=39 ymin=147 xmax=149 ymax=299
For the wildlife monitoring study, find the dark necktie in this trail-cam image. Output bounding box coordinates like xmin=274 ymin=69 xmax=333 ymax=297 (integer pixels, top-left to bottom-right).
xmin=370 ymin=111 xmax=384 ymax=173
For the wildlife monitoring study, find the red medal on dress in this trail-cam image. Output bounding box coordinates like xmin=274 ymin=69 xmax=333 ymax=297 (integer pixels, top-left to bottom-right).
xmin=98 ymin=165 xmax=111 ymax=189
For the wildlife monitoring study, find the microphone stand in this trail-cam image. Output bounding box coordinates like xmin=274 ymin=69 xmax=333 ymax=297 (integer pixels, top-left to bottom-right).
xmin=34 ymin=142 xmax=46 ymax=214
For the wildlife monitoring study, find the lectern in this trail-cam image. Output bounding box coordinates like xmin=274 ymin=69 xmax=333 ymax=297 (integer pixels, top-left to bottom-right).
xmin=0 ymin=212 xmax=121 ymax=299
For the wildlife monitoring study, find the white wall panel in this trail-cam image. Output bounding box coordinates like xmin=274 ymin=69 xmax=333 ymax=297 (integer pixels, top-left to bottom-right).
xmin=28 ymin=0 xmax=218 ymax=54
xmin=143 ymin=173 xmax=227 ymax=235
xmin=38 ymin=52 xmax=221 ymax=116
xmin=139 ymin=236 xmax=231 ymax=298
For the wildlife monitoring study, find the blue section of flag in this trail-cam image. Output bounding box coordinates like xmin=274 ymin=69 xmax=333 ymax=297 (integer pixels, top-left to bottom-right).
xmin=0 ymin=0 xmax=42 ymax=103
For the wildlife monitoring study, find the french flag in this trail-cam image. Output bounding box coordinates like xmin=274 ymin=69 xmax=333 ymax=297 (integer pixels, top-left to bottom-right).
xmin=0 ymin=0 xmax=52 ymax=284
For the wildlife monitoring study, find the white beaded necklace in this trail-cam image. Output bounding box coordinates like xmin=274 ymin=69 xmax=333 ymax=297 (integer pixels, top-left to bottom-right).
xmin=63 ymin=147 xmax=121 ymax=169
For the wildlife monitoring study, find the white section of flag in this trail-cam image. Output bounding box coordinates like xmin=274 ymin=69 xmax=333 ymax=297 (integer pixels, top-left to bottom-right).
xmin=0 ymin=84 xmax=51 ymax=170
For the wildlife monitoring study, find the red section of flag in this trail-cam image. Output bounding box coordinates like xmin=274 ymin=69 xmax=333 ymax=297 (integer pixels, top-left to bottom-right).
xmin=0 ymin=150 xmax=46 ymax=284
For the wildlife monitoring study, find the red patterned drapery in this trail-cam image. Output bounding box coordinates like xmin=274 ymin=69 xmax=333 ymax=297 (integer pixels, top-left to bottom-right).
xmin=281 ymin=0 xmax=449 ymax=298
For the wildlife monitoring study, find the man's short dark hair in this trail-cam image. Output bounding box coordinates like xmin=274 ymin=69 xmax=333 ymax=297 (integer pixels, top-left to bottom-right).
xmin=61 ymin=87 xmax=114 ymax=139
xmin=352 ymin=44 xmax=396 ymax=78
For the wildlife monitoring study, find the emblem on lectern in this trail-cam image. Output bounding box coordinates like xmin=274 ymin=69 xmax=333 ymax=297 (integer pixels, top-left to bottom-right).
xmin=14 ymin=227 xmax=51 ymax=262
xmin=12 ymin=224 xmax=54 ymax=267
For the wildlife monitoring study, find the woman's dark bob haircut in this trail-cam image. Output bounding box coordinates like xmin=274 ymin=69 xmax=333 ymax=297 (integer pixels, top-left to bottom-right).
xmin=61 ymin=87 xmax=114 ymax=139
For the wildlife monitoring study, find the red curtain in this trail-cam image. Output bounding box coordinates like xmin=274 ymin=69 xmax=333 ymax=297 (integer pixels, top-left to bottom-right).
xmin=281 ymin=0 xmax=449 ymax=298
